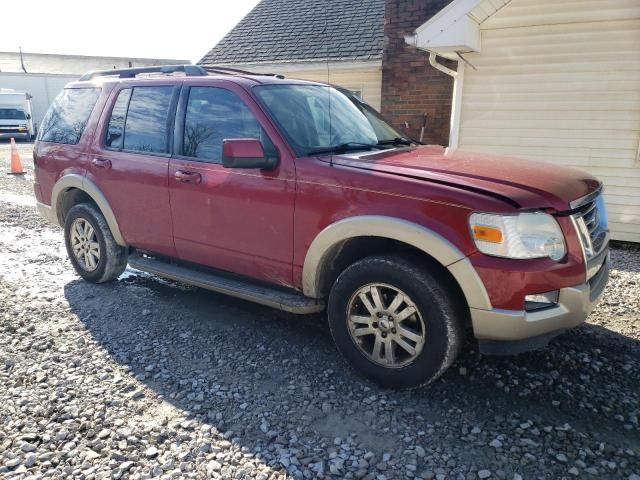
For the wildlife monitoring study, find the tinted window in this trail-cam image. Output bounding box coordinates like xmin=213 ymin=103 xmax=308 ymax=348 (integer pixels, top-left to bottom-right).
xmin=123 ymin=86 xmax=174 ymax=154
xmin=183 ymin=87 xmax=275 ymax=163
xmin=105 ymin=88 xmax=131 ymax=150
xmin=38 ymin=88 xmax=100 ymax=144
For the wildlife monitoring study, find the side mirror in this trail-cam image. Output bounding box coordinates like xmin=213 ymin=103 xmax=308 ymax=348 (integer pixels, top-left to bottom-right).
xmin=25 ymin=113 xmax=31 ymax=120
xmin=222 ymin=138 xmax=277 ymax=170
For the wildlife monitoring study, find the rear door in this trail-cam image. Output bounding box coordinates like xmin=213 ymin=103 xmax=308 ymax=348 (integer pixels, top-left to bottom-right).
xmin=168 ymin=81 xmax=296 ymax=286
xmin=88 ymin=83 xmax=179 ymax=256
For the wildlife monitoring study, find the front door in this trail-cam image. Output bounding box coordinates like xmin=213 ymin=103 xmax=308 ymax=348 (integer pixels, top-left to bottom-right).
xmin=168 ymin=83 xmax=296 ymax=287
xmin=89 ymin=84 xmax=179 ymax=257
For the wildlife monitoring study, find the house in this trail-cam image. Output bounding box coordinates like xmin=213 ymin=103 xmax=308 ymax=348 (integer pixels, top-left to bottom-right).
xmin=200 ymin=0 xmax=640 ymax=242
xmin=401 ymin=0 xmax=640 ymax=242
xmin=199 ymin=0 xmax=384 ymax=109
xmin=0 ymin=51 xmax=188 ymax=127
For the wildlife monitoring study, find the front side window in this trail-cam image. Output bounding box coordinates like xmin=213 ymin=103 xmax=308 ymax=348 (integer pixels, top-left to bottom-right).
xmin=123 ymin=86 xmax=175 ymax=154
xmin=182 ymin=87 xmax=276 ymax=163
xmin=254 ymin=84 xmax=404 ymax=156
xmin=38 ymin=88 xmax=100 ymax=144
xmin=105 ymin=88 xmax=132 ymax=150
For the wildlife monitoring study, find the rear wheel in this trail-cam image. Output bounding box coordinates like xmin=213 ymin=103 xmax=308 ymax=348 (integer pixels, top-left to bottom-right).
xmin=64 ymin=203 xmax=128 ymax=283
xmin=327 ymin=254 xmax=464 ymax=389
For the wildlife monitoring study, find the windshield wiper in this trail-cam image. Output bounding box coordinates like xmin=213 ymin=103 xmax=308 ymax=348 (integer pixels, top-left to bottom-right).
xmin=308 ymin=142 xmax=388 ymax=156
xmin=377 ymin=137 xmax=414 ymax=147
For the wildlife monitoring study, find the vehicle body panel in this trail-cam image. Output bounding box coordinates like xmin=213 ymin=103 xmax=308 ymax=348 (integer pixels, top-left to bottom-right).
xmin=328 ymin=146 xmax=601 ymax=211
xmin=168 ymin=79 xmax=297 ymax=286
xmin=33 ymin=84 xmax=110 ymax=208
xmin=86 ymin=80 xmax=177 ymax=257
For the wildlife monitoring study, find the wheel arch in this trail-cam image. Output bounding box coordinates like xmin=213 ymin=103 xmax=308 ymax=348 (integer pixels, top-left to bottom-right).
xmin=302 ymin=215 xmax=491 ymax=310
xmin=51 ymin=174 xmax=127 ymax=247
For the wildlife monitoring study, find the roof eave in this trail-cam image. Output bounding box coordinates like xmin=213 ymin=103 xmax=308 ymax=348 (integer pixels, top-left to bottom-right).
xmin=405 ymin=0 xmax=512 ymax=60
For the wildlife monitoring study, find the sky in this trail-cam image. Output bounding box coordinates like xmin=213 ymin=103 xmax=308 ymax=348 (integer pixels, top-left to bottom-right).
xmin=0 ymin=0 xmax=261 ymax=63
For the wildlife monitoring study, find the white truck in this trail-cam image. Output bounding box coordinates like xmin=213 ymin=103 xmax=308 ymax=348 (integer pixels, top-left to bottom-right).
xmin=0 ymin=89 xmax=35 ymax=141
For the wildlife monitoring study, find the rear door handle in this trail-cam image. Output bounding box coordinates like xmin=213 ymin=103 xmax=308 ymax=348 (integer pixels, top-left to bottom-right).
xmin=92 ymin=158 xmax=111 ymax=169
xmin=174 ymin=170 xmax=202 ymax=184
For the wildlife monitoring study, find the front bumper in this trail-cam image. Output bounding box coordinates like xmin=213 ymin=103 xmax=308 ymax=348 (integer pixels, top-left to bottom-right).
xmin=0 ymin=132 xmax=30 ymax=140
xmin=471 ymin=256 xmax=609 ymax=354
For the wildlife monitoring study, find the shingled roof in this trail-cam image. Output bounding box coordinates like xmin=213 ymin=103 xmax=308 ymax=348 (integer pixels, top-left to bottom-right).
xmin=199 ymin=0 xmax=384 ymax=66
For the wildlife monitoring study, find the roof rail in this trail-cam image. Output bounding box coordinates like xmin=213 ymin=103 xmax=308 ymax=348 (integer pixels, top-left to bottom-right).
xmin=79 ymin=64 xmax=207 ymax=81
xmin=201 ymin=65 xmax=285 ymax=79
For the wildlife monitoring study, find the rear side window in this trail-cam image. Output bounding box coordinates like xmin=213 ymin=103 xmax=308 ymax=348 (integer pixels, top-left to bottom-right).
xmin=38 ymin=88 xmax=100 ymax=144
xmin=122 ymin=86 xmax=175 ymax=154
xmin=105 ymin=88 xmax=132 ymax=150
xmin=182 ymin=87 xmax=275 ymax=163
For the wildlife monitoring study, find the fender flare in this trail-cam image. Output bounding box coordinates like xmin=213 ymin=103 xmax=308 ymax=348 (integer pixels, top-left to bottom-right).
xmin=51 ymin=174 xmax=127 ymax=246
xmin=301 ymin=215 xmax=491 ymax=310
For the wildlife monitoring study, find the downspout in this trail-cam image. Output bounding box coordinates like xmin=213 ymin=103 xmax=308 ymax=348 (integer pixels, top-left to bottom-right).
xmin=428 ymin=52 xmax=464 ymax=150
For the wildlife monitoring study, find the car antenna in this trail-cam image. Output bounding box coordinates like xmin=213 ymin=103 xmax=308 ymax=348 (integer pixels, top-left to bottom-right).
xmin=324 ymin=0 xmax=333 ymax=167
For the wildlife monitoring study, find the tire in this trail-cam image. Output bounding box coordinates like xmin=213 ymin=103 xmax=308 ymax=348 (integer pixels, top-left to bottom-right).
xmin=327 ymin=254 xmax=464 ymax=389
xmin=64 ymin=203 xmax=128 ymax=283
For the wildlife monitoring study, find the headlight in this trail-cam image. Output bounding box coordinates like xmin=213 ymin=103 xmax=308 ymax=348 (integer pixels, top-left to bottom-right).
xmin=469 ymin=212 xmax=566 ymax=261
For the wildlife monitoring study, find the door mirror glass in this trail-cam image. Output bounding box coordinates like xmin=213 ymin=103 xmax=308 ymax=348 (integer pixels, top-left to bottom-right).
xmin=222 ymin=138 xmax=277 ymax=170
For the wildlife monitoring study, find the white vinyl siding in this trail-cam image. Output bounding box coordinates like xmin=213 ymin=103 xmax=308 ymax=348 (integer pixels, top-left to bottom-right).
xmin=458 ymin=0 xmax=640 ymax=242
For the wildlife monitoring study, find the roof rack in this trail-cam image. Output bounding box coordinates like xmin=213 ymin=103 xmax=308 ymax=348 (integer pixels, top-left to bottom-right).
xmin=202 ymin=65 xmax=285 ymax=79
xmin=79 ymin=64 xmax=207 ymax=81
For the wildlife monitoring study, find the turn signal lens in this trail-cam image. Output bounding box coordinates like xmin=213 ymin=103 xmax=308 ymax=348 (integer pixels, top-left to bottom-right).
xmin=472 ymin=225 xmax=503 ymax=243
xmin=469 ymin=212 xmax=566 ymax=261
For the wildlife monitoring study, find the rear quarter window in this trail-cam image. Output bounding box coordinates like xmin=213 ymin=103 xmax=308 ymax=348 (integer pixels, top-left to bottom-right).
xmin=38 ymin=88 xmax=101 ymax=145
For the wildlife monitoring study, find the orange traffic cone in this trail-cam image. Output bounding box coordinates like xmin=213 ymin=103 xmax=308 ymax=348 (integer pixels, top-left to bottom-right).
xmin=7 ymin=138 xmax=26 ymax=175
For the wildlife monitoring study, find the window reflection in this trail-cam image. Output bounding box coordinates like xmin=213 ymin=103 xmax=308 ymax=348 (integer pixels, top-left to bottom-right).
xmin=183 ymin=87 xmax=275 ymax=163
xmin=38 ymin=88 xmax=100 ymax=145
xmin=123 ymin=87 xmax=174 ymax=154
xmin=105 ymin=88 xmax=131 ymax=150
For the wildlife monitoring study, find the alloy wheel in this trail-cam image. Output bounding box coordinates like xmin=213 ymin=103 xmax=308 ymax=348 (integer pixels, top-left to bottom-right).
xmin=346 ymin=283 xmax=426 ymax=368
xmin=70 ymin=218 xmax=100 ymax=271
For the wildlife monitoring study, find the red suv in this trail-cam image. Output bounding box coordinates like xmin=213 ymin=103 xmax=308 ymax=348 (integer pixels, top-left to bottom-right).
xmin=33 ymin=65 xmax=610 ymax=388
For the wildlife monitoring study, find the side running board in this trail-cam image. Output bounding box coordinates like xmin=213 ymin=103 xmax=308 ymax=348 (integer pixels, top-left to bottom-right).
xmin=128 ymin=254 xmax=325 ymax=314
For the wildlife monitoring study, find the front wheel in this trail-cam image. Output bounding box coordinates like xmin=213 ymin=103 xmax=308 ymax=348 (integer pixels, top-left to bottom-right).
xmin=327 ymin=254 xmax=464 ymax=389
xmin=64 ymin=203 xmax=128 ymax=283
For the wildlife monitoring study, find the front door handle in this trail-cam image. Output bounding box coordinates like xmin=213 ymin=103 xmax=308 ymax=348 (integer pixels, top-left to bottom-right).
xmin=92 ymin=158 xmax=111 ymax=169
xmin=174 ymin=170 xmax=202 ymax=184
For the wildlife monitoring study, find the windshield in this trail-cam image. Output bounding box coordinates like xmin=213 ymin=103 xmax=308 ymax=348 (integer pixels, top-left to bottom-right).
xmin=253 ymin=84 xmax=406 ymax=156
xmin=0 ymin=108 xmax=27 ymax=120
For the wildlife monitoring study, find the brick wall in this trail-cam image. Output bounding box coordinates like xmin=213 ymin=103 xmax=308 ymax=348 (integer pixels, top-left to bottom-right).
xmin=381 ymin=0 xmax=454 ymax=146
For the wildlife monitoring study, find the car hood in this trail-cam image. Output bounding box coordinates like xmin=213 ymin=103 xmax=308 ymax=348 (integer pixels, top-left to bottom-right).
xmin=329 ymin=145 xmax=601 ymax=211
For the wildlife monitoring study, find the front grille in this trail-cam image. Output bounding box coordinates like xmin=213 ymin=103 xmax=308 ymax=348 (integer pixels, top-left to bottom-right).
xmin=571 ymin=187 xmax=609 ymax=280
xmin=576 ymin=200 xmax=607 ymax=253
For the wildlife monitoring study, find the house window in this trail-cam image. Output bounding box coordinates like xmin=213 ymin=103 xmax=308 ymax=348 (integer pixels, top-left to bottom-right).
xmin=346 ymin=87 xmax=363 ymax=100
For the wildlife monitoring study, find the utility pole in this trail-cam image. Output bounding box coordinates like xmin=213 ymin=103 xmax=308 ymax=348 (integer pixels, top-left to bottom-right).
xmin=19 ymin=46 xmax=28 ymax=73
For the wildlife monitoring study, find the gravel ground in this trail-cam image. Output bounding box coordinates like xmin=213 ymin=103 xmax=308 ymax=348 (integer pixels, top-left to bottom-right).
xmin=1 ymin=141 xmax=639 ymax=480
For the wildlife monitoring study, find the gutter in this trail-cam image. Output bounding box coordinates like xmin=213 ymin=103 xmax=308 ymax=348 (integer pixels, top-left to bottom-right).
xmin=428 ymin=52 xmax=464 ymax=151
